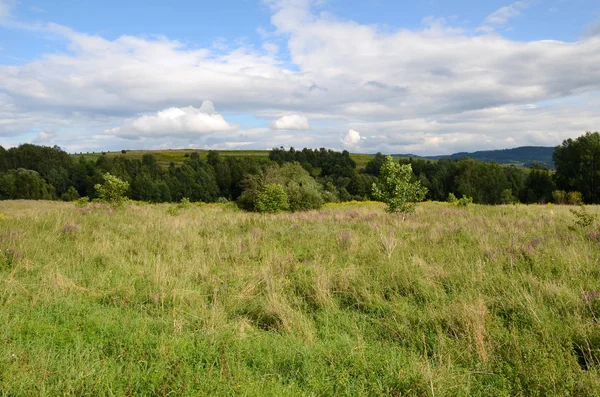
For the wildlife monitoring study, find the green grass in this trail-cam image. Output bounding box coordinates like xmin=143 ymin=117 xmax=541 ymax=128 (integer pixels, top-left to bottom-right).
xmin=1 ymin=201 xmax=600 ymax=395
xmin=72 ymin=149 xmax=273 ymax=168
xmin=72 ymin=148 xmax=416 ymax=170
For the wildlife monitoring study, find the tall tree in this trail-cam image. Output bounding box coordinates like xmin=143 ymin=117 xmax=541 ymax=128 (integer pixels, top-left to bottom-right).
xmin=554 ymin=131 xmax=600 ymax=203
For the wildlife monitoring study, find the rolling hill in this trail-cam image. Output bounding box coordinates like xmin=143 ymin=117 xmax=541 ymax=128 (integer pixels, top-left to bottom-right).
xmin=395 ymin=146 xmax=555 ymax=168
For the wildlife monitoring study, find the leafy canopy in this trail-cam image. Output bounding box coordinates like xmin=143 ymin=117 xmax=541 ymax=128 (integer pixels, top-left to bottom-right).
xmin=372 ymin=156 xmax=427 ymax=214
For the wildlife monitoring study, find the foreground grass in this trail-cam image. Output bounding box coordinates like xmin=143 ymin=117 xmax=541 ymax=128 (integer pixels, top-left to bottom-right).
xmin=1 ymin=201 xmax=600 ymax=396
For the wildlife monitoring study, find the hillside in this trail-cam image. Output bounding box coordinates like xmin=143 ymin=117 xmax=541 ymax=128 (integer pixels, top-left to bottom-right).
xmin=73 ymin=146 xmax=555 ymax=170
xmin=72 ymin=149 xmax=379 ymax=170
xmin=396 ymin=146 xmax=555 ymax=168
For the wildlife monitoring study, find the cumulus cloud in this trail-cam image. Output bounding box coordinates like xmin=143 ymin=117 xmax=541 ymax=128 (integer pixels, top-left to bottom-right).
xmin=106 ymin=101 xmax=234 ymax=139
xmin=0 ymin=0 xmax=600 ymax=153
xmin=271 ymin=114 xmax=309 ymax=130
xmin=341 ymin=129 xmax=361 ymax=149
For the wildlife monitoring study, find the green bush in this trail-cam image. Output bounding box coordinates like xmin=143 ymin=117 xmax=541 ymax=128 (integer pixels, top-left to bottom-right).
xmin=567 ymin=191 xmax=583 ymax=205
xmin=447 ymin=193 xmax=458 ymax=203
xmin=500 ymin=188 xmax=517 ymax=204
xmin=177 ymin=197 xmax=191 ymax=209
xmin=61 ymin=186 xmax=80 ymax=202
xmin=74 ymin=196 xmax=90 ymax=208
xmin=237 ymin=162 xmax=324 ymax=212
xmin=94 ymin=173 xmax=129 ymax=208
xmin=457 ymin=196 xmax=473 ymax=207
xmin=552 ymin=190 xmax=567 ymax=204
xmin=255 ymin=184 xmax=289 ymax=213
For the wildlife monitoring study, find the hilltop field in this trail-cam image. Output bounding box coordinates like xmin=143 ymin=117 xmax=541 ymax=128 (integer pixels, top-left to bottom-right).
xmin=74 ymin=149 xmax=380 ymax=170
xmin=1 ymin=201 xmax=600 ymax=395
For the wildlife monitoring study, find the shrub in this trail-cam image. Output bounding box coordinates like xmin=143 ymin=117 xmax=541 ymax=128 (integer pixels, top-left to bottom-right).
xmin=553 ymin=190 xmax=567 ymax=204
xmin=447 ymin=193 xmax=458 ymax=204
xmin=74 ymin=196 xmax=90 ymax=208
xmin=121 ymin=150 xmax=127 ymax=154
xmin=255 ymin=184 xmax=289 ymax=213
xmin=457 ymin=196 xmax=473 ymax=207
xmin=177 ymin=197 xmax=191 ymax=209
xmin=237 ymin=162 xmax=324 ymax=212
xmin=500 ymin=188 xmax=517 ymax=204
xmin=568 ymin=191 xmax=583 ymax=205
xmin=61 ymin=186 xmax=80 ymax=202
xmin=570 ymin=205 xmax=596 ymax=229
xmin=94 ymin=173 xmax=129 ymax=208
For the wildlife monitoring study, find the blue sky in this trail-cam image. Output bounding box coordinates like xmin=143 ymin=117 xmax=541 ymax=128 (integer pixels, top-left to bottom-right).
xmin=1 ymin=0 xmax=600 ymax=154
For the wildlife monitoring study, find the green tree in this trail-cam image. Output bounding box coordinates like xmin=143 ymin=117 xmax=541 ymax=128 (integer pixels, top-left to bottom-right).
xmin=94 ymin=172 xmax=129 ymax=208
xmin=554 ymin=131 xmax=600 ymax=203
xmin=372 ymin=156 xmax=427 ymax=215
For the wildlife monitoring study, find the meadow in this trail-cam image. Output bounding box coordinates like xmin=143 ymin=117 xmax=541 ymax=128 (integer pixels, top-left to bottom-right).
xmin=73 ymin=149 xmax=380 ymax=169
xmin=1 ymin=200 xmax=600 ymax=395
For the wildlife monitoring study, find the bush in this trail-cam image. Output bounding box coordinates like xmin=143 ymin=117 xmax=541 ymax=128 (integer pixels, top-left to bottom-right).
xmin=237 ymin=162 xmax=324 ymax=212
xmin=255 ymin=184 xmax=289 ymax=213
xmin=457 ymin=196 xmax=473 ymax=207
xmin=447 ymin=193 xmax=458 ymax=204
xmin=568 ymin=191 xmax=583 ymax=205
xmin=177 ymin=197 xmax=191 ymax=209
xmin=570 ymin=205 xmax=596 ymax=229
xmin=121 ymin=150 xmax=127 ymax=154
xmin=500 ymin=188 xmax=517 ymax=204
xmin=61 ymin=186 xmax=80 ymax=202
xmin=553 ymin=190 xmax=567 ymax=204
xmin=94 ymin=173 xmax=129 ymax=208
xmin=74 ymin=196 xmax=90 ymax=208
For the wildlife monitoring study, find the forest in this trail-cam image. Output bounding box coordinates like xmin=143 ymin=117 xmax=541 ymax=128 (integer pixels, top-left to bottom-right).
xmin=0 ymin=131 xmax=598 ymax=206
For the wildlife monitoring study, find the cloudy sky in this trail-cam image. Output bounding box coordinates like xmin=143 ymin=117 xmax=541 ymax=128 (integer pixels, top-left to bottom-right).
xmin=1 ymin=0 xmax=599 ymax=155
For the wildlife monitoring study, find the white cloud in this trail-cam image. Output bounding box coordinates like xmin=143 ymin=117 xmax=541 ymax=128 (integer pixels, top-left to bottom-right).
xmin=106 ymin=101 xmax=234 ymax=139
xmin=0 ymin=0 xmax=14 ymax=20
xmin=31 ymin=130 xmax=56 ymax=144
xmin=271 ymin=114 xmax=309 ymax=130
xmin=0 ymin=0 xmax=600 ymax=153
xmin=479 ymin=1 xmax=533 ymax=32
xmin=341 ymin=129 xmax=361 ymax=149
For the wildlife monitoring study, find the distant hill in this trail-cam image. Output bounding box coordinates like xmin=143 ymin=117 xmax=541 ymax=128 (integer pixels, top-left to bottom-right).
xmin=395 ymin=146 xmax=555 ymax=169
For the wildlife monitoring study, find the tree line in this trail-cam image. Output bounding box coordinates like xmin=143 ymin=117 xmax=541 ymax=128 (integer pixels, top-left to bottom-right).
xmin=0 ymin=131 xmax=598 ymax=206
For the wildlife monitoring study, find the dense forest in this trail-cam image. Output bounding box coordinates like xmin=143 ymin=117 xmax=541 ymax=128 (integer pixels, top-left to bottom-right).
xmin=0 ymin=131 xmax=598 ymax=206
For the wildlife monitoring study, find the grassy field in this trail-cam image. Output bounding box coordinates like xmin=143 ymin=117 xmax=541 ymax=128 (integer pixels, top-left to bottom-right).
xmin=73 ymin=149 xmax=274 ymax=168
xmin=72 ymin=149 xmax=386 ymax=170
xmin=1 ymin=201 xmax=600 ymax=395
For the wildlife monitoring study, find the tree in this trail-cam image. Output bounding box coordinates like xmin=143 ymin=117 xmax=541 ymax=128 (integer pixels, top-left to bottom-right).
xmin=364 ymin=152 xmax=386 ymax=176
xmin=236 ymin=162 xmax=324 ymax=212
xmin=94 ymin=172 xmax=129 ymax=208
xmin=372 ymin=156 xmax=427 ymax=215
xmin=554 ymin=131 xmax=600 ymax=203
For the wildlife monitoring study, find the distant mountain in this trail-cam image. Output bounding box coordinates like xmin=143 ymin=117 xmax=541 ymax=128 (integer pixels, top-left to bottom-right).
xmin=395 ymin=146 xmax=555 ymax=169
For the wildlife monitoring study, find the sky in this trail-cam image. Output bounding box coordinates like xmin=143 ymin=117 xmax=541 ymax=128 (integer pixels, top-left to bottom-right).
xmin=1 ymin=0 xmax=600 ymax=155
